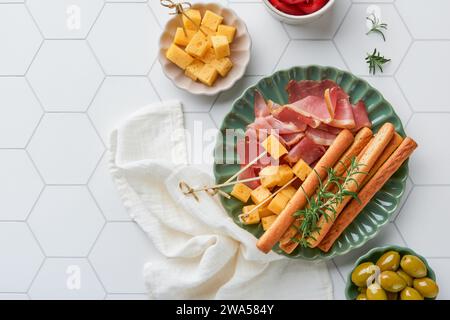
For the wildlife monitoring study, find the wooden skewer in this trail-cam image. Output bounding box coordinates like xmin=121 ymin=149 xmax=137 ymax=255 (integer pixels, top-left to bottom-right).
xmin=187 ymin=176 xmax=261 ymax=193
xmin=224 ymin=152 xmax=267 ymax=184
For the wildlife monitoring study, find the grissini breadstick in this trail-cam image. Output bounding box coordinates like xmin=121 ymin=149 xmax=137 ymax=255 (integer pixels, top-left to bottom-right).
xmin=307 ymin=122 xmax=395 ymax=248
xmin=256 ymin=129 xmax=355 ymax=254
xmin=318 ymin=137 xmax=418 ymax=252
xmin=279 ymin=127 xmax=373 ymax=254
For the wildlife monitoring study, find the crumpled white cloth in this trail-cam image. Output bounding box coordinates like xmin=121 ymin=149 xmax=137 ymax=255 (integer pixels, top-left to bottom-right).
xmin=108 ymin=100 xmax=333 ymax=300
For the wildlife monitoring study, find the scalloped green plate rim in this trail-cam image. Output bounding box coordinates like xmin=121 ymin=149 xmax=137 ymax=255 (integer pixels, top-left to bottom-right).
xmin=213 ymin=65 xmax=408 ymax=260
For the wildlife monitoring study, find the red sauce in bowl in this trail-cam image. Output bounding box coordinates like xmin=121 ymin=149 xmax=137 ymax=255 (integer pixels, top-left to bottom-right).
xmin=268 ymin=0 xmax=329 ymax=16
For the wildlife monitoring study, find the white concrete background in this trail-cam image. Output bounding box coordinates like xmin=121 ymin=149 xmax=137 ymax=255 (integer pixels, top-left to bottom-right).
xmin=0 ymin=0 xmax=449 ymax=300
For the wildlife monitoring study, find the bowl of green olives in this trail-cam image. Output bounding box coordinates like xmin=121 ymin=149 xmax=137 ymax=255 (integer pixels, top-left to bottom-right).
xmin=345 ymin=245 xmax=439 ymax=300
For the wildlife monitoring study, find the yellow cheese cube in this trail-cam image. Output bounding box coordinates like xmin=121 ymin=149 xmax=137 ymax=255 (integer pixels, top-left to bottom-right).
xmin=201 ymin=10 xmax=223 ymax=31
xmin=210 ymin=57 xmax=233 ymax=77
xmin=277 ymin=164 xmax=294 ymax=186
xmin=250 ymin=185 xmax=272 ymax=205
xmin=173 ymin=28 xmax=195 ymax=47
xmin=259 ymin=166 xmax=281 ymax=189
xmin=197 ymin=64 xmax=218 ymax=86
xmin=200 ymin=26 xmax=216 ymax=47
xmin=199 ymin=47 xmax=216 ymax=64
xmin=230 ymin=183 xmax=252 ymax=203
xmin=292 ymin=159 xmax=312 ymax=181
xmin=280 ymin=185 xmax=296 ymax=200
xmin=184 ymin=60 xmax=204 ymax=81
xmin=217 ymin=24 xmax=236 ymax=43
xmin=268 ymin=193 xmax=290 ymax=215
xmin=239 ymin=205 xmax=260 ymax=225
xmin=258 ymin=205 xmax=273 ymax=218
xmin=185 ymin=31 xmax=209 ymax=58
xmin=166 ymin=44 xmax=194 ymax=70
xmin=182 ymin=9 xmax=201 ymax=30
xmin=261 ymin=135 xmax=288 ymax=160
xmin=211 ymin=35 xmax=230 ymax=59
xmin=262 ymin=215 xmax=277 ymax=231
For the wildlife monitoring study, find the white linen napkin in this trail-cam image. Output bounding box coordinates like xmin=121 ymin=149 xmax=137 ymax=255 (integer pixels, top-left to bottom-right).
xmin=108 ymin=100 xmax=333 ymax=300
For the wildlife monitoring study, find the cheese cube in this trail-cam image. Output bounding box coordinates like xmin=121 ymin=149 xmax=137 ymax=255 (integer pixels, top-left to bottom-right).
xmin=173 ymin=28 xmax=195 ymax=47
xmin=211 ymin=35 xmax=230 ymax=59
xmin=184 ymin=60 xmax=204 ymax=81
xmin=268 ymin=193 xmax=290 ymax=215
xmin=250 ymin=185 xmax=272 ymax=205
xmin=230 ymin=183 xmax=252 ymax=203
xmin=259 ymin=166 xmax=281 ymax=189
xmin=185 ymin=31 xmax=209 ymax=58
xmin=292 ymin=159 xmax=312 ymax=181
xmin=199 ymin=47 xmax=216 ymax=64
xmin=262 ymin=215 xmax=277 ymax=231
xmin=280 ymin=185 xmax=296 ymax=200
xmin=182 ymin=9 xmax=201 ymax=30
xmin=210 ymin=57 xmax=233 ymax=77
xmin=217 ymin=24 xmax=236 ymax=43
xmin=258 ymin=205 xmax=273 ymax=218
xmin=201 ymin=10 xmax=223 ymax=31
xmin=166 ymin=44 xmax=194 ymax=70
xmin=200 ymin=26 xmax=216 ymax=47
xmin=261 ymin=135 xmax=288 ymax=160
xmin=239 ymin=205 xmax=260 ymax=225
xmin=197 ymin=64 xmax=218 ymax=86
xmin=277 ymin=164 xmax=294 ymax=186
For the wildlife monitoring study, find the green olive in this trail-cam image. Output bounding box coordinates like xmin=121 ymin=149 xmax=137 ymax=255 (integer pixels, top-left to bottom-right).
xmin=400 ymin=255 xmax=427 ymax=278
xmin=397 ymin=269 xmax=413 ymax=287
xmin=366 ymin=283 xmax=388 ymax=300
xmin=376 ymin=251 xmax=401 ymax=272
xmin=356 ymin=292 xmax=368 ymax=300
xmin=400 ymin=287 xmax=424 ymax=300
xmin=351 ymin=262 xmax=376 ymax=287
xmin=379 ymin=271 xmax=407 ymax=292
xmin=413 ymin=277 xmax=439 ymax=299
xmin=386 ymin=291 xmax=398 ymax=300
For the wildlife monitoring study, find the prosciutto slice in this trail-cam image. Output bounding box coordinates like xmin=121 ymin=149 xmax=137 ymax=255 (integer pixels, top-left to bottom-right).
xmin=238 ymin=165 xmax=260 ymax=189
xmin=316 ymin=123 xmax=342 ymax=135
xmin=280 ymin=132 xmax=305 ymax=147
xmin=273 ymin=105 xmax=319 ymax=129
xmin=305 ymin=127 xmax=337 ymax=146
xmin=327 ymin=87 xmax=355 ymax=129
xmin=254 ymin=90 xmax=270 ymax=118
xmin=248 ymin=115 xmax=304 ymax=134
xmin=286 ymin=79 xmax=338 ymax=103
xmin=352 ymin=101 xmax=372 ymax=131
xmin=285 ymin=136 xmax=326 ymax=165
xmin=287 ymin=96 xmax=333 ymax=123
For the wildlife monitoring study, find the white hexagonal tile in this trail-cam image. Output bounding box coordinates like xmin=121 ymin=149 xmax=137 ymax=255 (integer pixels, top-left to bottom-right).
xmin=276 ymin=40 xmax=347 ymax=70
xmin=27 ymin=40 xmax=104 ymax=112
xmin=425 ymin=258 xmax=450 ymax=300
xmin=333 ymin=223 xmax=405 ymax=279
xmin=148 ymin=0 xmax=228 ymax=28
xmin=149 ymin=63 xmax=217 ymax=112
xmin=396 ymin=0 xmax=450 ymax=39
xmin=89 ymin=222 xmax=163 ymax=293
xmin=27 ymin=0 xmax=104 ymax=39
xmin=361 ymin=76 xmax=412 ymax=125
xmin=328 ymin=260 xmax=346 ymax=300
xmin=28 ymin=186 xmax=105 ymax=256
xmin=0 ymin=150 xmax=43 ymax=221
xmin=29 ymin=258 xmax=105 ymax=300
xmin=210 ymin=75 xmax=262 ymax=127
xmin=0 ymin=4 xmax=42 ymax=75
xmin=406 ymin=114 xmax=450 ymax=185
xmin=27 ymin=114 xmax=104 ymax=184
xmin=397 ymin=42 xmax=450 ymax=112
xmin=396 ymin=186 xmax=450 ymax=258
xmin=105 ymin=294 xmax=148 ymax=300
xmin=283 ymin=0 xmax=351 ymax=39
xmin=0 ymin=222 xmax=44 ymax=292
xmin=229 ymin=2 xmax=289 ymax=75
xmin=0 ymin=77 xmax=42 ymax=148
xmin=334 ymin=4 xmax=411 ymax=76
xmin=88 ymin=76 xmax=159 ymax=144
xmin=89 ymin=153 xmax=130 ymax=221
xmin=88 ymin=3 xmax=160 ymax=75
xmin=391 ymin=177 xmax=413 ymax=222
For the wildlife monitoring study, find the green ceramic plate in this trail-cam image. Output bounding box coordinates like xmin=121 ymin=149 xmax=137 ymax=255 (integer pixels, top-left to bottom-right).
xmin=345 ymin=245 xmax=437 ymax=300
xmin=213 ymin=65 xmax=408 ymax=260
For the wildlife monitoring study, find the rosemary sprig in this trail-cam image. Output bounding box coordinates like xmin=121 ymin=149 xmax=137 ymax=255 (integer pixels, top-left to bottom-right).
xmin=366 ymin=13 xmax=388 ymax=41
xmin=293 ymin=157 xmax=366 ymax=248
xmin=365 ymin=49 xmax=391 ymax=75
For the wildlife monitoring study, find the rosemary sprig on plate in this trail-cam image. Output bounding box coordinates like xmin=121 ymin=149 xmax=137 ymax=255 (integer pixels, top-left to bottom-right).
xmin=293 ymin=157 xmax=365 ymax=248
xmin=366 ymin=13 xmax=388 ymax=41
xmin=366 ymin=49 xmax=391 ymax=75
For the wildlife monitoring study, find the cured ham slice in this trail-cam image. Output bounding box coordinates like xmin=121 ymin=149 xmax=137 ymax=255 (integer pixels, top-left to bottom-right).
xmin=285 ymin=136 xmax=326 ymax=165
xmin=273 ymin=105 xmax=319 ymax=129
xmin=287 ymin=96 xmax=333 ymax=123
xmin=238 ymin=165 xmax=260 ymax=189
xmin=305 ymin=127 xmax=337 ymax=146
xmin=280 ymin=132 xmax=305 ymax=147
xmin=352 ymin=101 xmax=372 ymax=131
xmin=248 ymin=115 xmax=303 ymax=134
xmin=316 ymin=123 xmax=342 ymax=135
xmin=326 ymin=87 xmax=355 ymax=129
xmin=286 ymin=79 xmax=338 ymax=103
xmin=254 ymin=90 xmax=270 ymax=118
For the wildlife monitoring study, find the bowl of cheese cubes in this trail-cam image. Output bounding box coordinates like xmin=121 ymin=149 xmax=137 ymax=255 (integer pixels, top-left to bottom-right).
xmin=159 ymin=2 xmax=251 ymax=95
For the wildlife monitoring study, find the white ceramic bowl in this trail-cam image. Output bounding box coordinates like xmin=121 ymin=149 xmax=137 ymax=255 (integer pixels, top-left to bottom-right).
xmin=158 ymin=3 xmax=251 ymax=96
xmin=262 ymin=0 xmax=335 ymax=25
